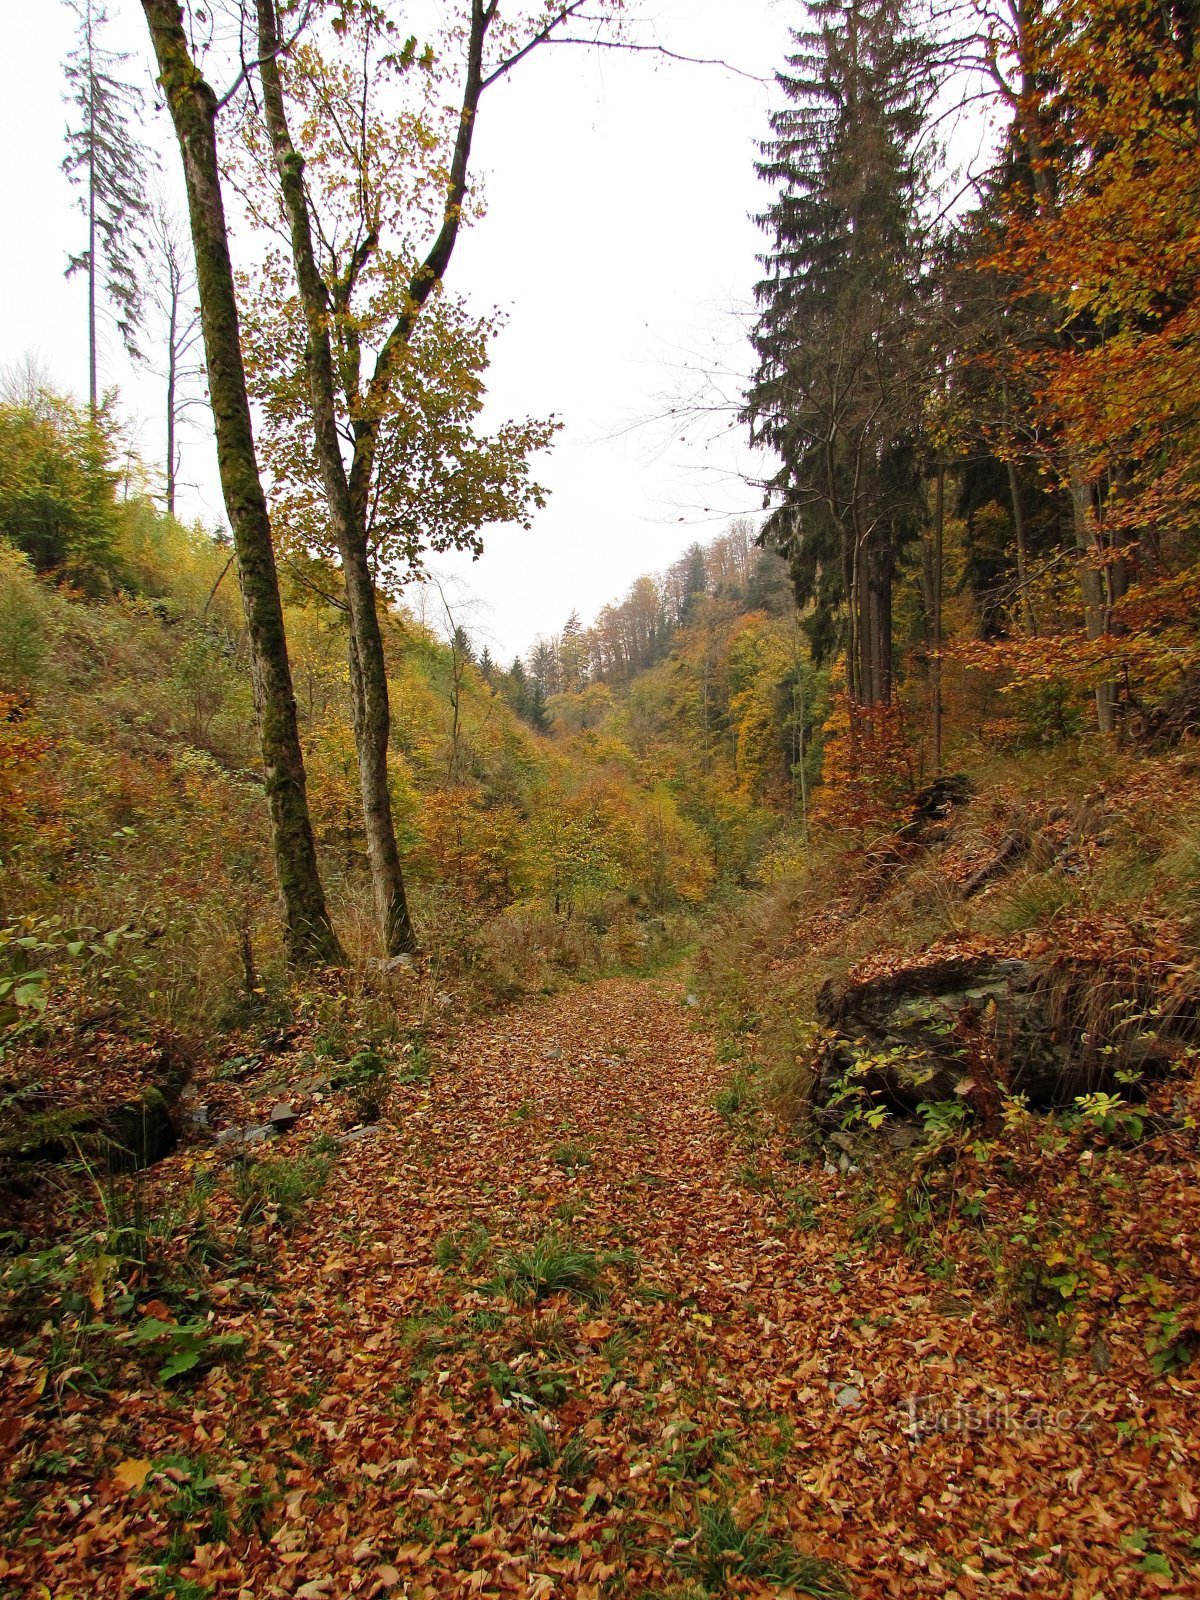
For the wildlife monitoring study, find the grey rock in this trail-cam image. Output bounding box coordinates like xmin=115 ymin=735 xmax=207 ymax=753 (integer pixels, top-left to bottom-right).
xmin=834 ymin=1386 xmax=862 ymax=1409
xmin=369 ymin=954 xmax=416 ymax=977
xmin=886 ymin=1121 xmax=924 ymax=1151
xmin=338 ymin=1124 xmax=381 ymax=1144
xmin=269 ymin=1101 xmax=299 ymax=1131
xmin=214 ymin=1123 xmax=278 ymax=1150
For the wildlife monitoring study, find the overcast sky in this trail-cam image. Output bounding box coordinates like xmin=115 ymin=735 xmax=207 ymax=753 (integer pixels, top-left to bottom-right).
xmin=1 ymin=1 xmax=791 ymax=660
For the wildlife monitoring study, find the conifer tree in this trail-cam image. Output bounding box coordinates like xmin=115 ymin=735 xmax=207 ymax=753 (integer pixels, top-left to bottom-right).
xmin=62 ymin=0 xmax=156 ymax=410
xmin=746 ymin=0 xmax=929 ymax=708
xmin=559 ymin=611 xmax=587 ymax=692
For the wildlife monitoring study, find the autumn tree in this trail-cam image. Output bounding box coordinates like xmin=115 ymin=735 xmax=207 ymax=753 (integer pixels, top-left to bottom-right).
xmin=139 ymin=0 xmax=341 ymax=967
xmin=978 ymin=0 xmax=1200 ymax=729
xmin=247 ymin=0 xmax=618 ymax=956
xmin=558 ymin=612 xmax=587 ymax=692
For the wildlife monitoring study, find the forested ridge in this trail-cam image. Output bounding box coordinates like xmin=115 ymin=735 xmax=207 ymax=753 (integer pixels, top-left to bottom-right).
xmin=2 ymin=1 xmax=1200 ymax=1596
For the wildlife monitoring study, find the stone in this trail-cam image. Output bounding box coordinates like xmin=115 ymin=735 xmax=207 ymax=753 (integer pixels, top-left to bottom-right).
xmin=368 ymin=954 xmax=416 ymax=977
xmin=886 ymin=1121 xmax=924 ymax=1151
xmin=269 ymin=1101 xmax=299 ymax=1132
xmin=338 ymin=1124 xmax=381 ymax=1144
xmin=214 ymin=1123 xmax=278 ymax=1151
xmin=835 ymin=1385 xmax=862 ymax=1409
xmin=815 ymin=954 xmax=1090 ymax=1117
xmin=814 ymin=946 xmax=1193 ymax=1127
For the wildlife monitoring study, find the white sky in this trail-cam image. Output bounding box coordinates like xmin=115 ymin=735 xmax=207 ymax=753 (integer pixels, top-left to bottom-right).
xmin=1 ymin=1 xmax=791 ymax=660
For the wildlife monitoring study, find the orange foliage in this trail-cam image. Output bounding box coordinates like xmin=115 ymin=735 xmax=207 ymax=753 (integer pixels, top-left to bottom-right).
xmin=811 ymin=691 xmax=914 ymax=835
xmin=0 ymin=694 xmax=53 ymax=852
xmin=980 ymin=0 xmax=1200 ymax=714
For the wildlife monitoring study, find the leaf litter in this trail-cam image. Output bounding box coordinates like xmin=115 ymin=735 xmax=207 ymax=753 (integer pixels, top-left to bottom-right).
xmin=2 ymin=976 xmax=1198 ymax=1597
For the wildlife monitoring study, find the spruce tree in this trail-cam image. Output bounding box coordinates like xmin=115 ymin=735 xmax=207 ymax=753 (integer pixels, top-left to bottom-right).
xmin=746 ymin=0 xmax=929 ymax=708
xmin=62 ymin=0 xmax=156 ymax=409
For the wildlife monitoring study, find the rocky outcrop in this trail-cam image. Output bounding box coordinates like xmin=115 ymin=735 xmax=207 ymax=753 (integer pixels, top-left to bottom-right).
xmin=1 ymin=1035 xmax=192 ymax=1171
xmin=814 ymin=951 xmax=1176 ymax=1120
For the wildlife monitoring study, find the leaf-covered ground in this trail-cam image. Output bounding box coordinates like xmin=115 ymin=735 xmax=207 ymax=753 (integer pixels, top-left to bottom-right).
xmin=3 ymin=978 xmax=1199 ymax=1598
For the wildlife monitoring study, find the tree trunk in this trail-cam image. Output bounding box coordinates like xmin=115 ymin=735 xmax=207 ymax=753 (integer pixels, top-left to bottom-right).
xmin=254 ymin=0 xmax=417 ymax=957
xmin=1005 ymin=456 xmax=1037 ymax=636
xmin=141 ymin=0 xmax=342 ymax=968
xmin=931 ymin=462 xmax=944 ymax=772
xmin=87 ymin=0 xmax=98 ymax=414
xmin=166 ymin=279 xmax=177 ymax=518
xmin=1068 ymin=468 xmax=1116 ymax=734
xmin=345 ymin=559 xmax=418 ymax=954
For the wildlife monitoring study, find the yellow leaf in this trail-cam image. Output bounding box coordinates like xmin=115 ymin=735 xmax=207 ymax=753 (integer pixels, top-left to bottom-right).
xmin=113 ymin=1457 xmax=154 ymax=1492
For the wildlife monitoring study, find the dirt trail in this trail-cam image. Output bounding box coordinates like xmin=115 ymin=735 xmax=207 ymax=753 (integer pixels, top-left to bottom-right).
xmin=8 ymin=978 xmax=1193 ymax=1598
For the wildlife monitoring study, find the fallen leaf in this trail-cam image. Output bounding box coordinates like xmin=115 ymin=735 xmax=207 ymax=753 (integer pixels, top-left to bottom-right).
xmin=112 ymin=1458 xmax=153 ymax=1492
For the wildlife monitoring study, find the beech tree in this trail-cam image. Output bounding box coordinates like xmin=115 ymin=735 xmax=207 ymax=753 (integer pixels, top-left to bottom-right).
xmin=139 ymin=0 xmax=341 ymax=967
xmin=248 ymin=0 xmax=622 ymax=955
xmin=961 ymin=0 xmax=1200 ymax=730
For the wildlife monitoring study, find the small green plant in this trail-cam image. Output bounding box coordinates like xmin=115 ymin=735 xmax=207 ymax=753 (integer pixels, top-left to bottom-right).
xmin=674 ymin=1503 xmax=848 ymax=1595
xmin=558 ymin=1430 xmax=594 ymax=1484
xmin=551 ymin=1139 xmax=593 ymax=1173
xmin=493 ymin=1232 xmax=608 ymax=1305
xmin=150 ymin=1452 xmax=231 ymax=1586
xmin=398 ymin=1035 xmax=435 ymax=1085
xmin=124 ymin=1317 xmax=245 ymax=1382
xmin=1071 ymin=1091 xmax=1144 ymax=1144
xmin=657 ymin=1420 xmax=737 ymax=1486
xmin=433 ymin=1224 xmax=491 ymax=1273
xmin=341 ymin=1048 xmax=391 ymax=1121
xmin=233 ymin=1151 xmax=331 ymax=1226
xmin=916 ymin=1098 xmax=969 ymax=1141
xmin=525 ymin=1417 xmax=557 ymax=1469
xmin=712 ymin=1070 xmax=754 ymax=1118
xmin=0 ymin=919 xmax=147 ymax=1060
xmin=399 ymin=1307 xmax=455 ymax=1357
xmin=521 ymin=1419 xmax=593 ymax=1481
xmin=1145 ymin=1307 xmax=1192 ymax=1376
xmin=781 ymin=1184 xmax=821 ymax=1232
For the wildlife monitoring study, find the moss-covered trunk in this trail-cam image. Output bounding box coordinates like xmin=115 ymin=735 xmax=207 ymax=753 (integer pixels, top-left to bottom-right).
xmin=140 ymin=0 xmax=341 ymax=968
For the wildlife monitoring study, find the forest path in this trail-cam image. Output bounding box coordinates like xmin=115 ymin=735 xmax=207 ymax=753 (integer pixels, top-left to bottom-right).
xmin=28 ymin=979 xmax=1169 ymax=1599
xmin=239 ymin=976 xmax=1128 ymax=1599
